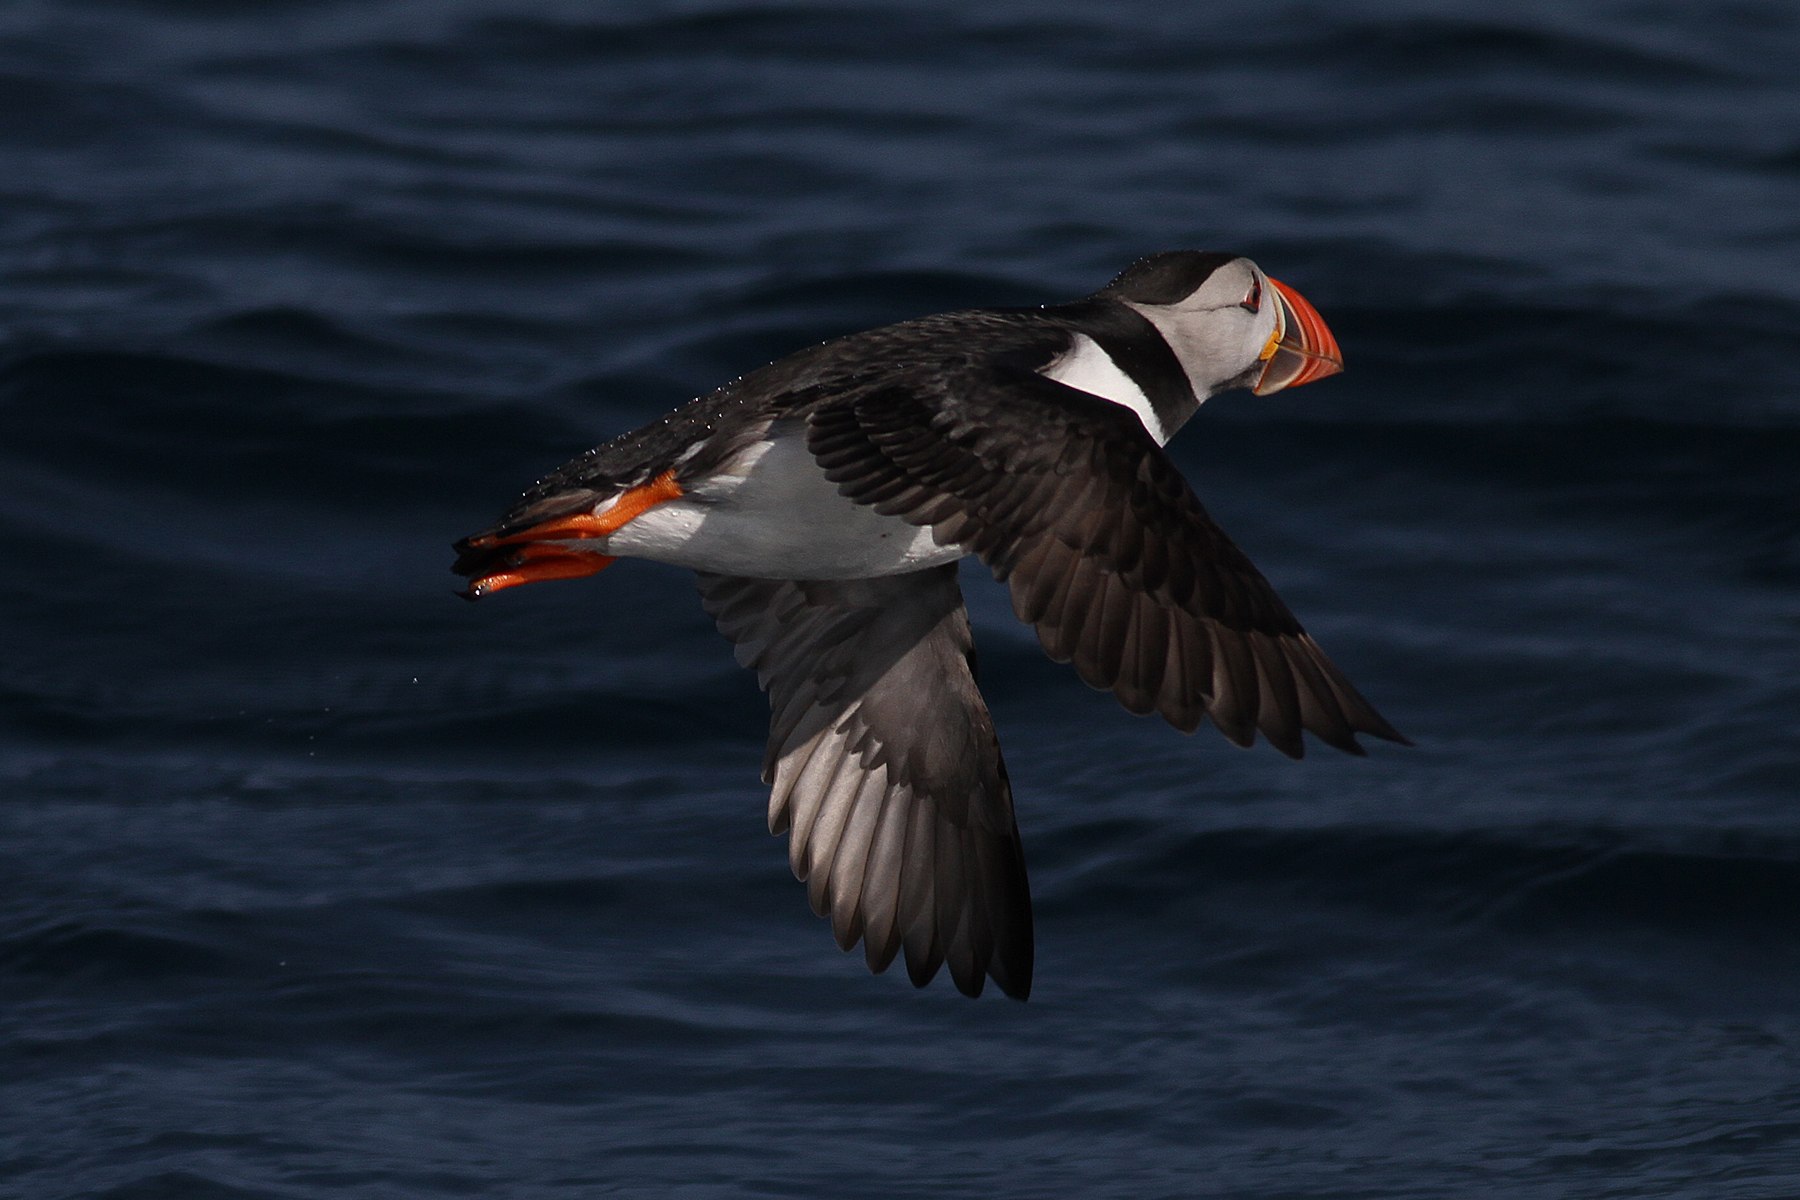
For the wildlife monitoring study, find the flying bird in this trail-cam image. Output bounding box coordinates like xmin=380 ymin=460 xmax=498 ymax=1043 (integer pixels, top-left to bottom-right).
xmin=452 ymin=251 xmax=1406 ymax=1000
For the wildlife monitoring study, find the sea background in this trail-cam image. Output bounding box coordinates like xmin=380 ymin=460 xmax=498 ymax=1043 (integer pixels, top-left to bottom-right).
xmin=3 ymin=1 xmax=1798 ymax=1196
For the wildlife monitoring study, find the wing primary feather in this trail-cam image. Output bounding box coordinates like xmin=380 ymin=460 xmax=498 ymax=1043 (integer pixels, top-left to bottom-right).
xmin=1117 ymin=595 xmax=1166 ymax=716
xmin=985 ymin=820 xmax=1034 ymax=1000
xmin=827 ymin=768 xmax=890 ymax=951
xmin=1250 ymin=632 xmax=1306 ymax=759
xmin=860 ymin=781 xmax=912 ymax=974
xmin=936 ymin=819 xmax=980 ymax=997
xmin=1157 ymin=614 xmax=1205 ymax=733
xmin=961 ymin=826 xmax=998 ymax=989
xmin=785 ymin=732 xmax=848 ymax=881
xmin=1207 ymin=626 xmax=1261 ymax=748
xmin=1280 ymin=638 xmax=1363 ymax=754
xmin=1086 ymin=571 xmax=1132 ymax=692
xmin=804 ymin=751 xmax=864 ymax=914
xmin=900 ymin=791 xmax=943 ymax=988
xmin=1300 ymin=634 xmax=1411 ymax=745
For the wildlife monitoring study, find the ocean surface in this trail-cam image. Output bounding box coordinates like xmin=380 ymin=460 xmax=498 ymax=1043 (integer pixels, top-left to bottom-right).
xmin=3 ymin=1 xmax=1798 ymax=1196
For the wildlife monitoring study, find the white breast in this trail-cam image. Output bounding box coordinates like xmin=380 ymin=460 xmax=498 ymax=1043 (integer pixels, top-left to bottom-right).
xmin=603 ymin=432 xmax=963 ymax=579
xmin=1041 ymin=333 xmax=1167 ymax=444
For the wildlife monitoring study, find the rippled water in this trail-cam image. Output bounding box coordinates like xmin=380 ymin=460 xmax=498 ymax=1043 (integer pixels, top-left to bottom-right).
xmin=4 ymin=1 xmax=1799 ymax=1196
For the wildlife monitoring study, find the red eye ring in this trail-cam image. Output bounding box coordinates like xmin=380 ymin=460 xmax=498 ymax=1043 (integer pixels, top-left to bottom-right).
xmin=1240 ymin=277 xmax=1262 ymax=313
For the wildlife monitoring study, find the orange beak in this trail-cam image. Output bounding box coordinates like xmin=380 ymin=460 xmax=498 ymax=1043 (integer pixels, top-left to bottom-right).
xmin=1252 ymin=278 xmax=1344 ymax=395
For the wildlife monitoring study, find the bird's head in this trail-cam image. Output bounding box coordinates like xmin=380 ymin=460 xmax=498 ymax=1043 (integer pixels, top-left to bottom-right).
xmin=1097 ymin=251 xmax=1343 ymax=400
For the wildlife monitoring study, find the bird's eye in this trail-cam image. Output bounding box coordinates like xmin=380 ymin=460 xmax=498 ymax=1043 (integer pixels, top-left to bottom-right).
xmin=1240 ymin=278 xmax=1262 ymax=313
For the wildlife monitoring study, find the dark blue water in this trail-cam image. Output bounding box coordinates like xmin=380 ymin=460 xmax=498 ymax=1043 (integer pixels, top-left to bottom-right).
xmin=4 ymin=1 xmax=1799 ymax=1195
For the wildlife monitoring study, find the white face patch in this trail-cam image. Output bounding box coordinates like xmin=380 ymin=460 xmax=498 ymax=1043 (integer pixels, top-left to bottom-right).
xmin=1041 ymin=334 xmax=1168 ymax=444
xmin=1121 ymin=258 xmax=1281 ymax=401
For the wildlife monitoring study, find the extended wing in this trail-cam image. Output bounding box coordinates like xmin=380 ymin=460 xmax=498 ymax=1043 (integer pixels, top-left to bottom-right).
xmin=697 ymin=566 xmax=1033 ymax=1000
xmin=806 ymin=366 xmax=1407 ymax=757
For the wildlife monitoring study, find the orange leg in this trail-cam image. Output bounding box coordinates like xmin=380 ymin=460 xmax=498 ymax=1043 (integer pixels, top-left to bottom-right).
xmin=463 ymin=544 xmax=617 ymax=599
xmin=471 ymin=471 xmax=685 ymax=549
xmin=458 ymin=472 xmax=684 ymax=599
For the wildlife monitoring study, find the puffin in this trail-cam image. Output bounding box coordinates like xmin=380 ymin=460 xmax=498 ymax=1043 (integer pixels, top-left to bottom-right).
xmin=452 ymin=250 xmax=1406 ymax=1001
